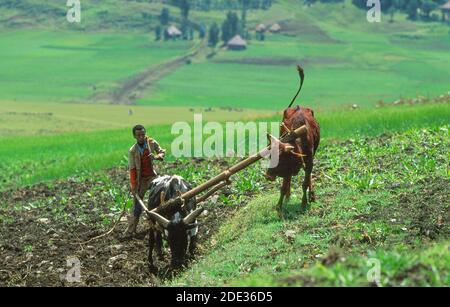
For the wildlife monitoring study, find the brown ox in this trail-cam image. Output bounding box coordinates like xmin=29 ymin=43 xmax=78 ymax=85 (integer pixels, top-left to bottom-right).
xmin=265 ymin=66 xmax=320 ymax=212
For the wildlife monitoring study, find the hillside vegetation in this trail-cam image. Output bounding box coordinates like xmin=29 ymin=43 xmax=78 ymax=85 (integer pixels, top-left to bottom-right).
xmin=170 ymin=125 xmax=449 ymax=286
xmin=0 ymin=1 xmax=449 ymax=109
xmin=1 ymin=101 xmax=448 ymax=190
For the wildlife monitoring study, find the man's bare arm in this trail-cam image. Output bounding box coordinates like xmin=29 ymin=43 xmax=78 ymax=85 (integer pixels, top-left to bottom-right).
xmin=151 ymin=139 xmax=166 ymax=160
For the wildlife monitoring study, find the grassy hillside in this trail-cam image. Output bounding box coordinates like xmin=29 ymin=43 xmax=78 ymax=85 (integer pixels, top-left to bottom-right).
xmin=0 ymin=101 xmax=275 ymax=136
xmin=0 ymin=1 xmax=448 ymax=109
xmin=170 ymin=125 xmax=449 ymax=286
xmin=1 ymin=115 xmax=447 ymax=286
xmin=0 ymin=30 xmax=195 ymax=103
xmin=140 ymin=1 xmax=450 ymax=109
xmin=0 ymin=0 xmax=277 ymax=31
xmin=1 ymin=101 xmax=448 ymax=191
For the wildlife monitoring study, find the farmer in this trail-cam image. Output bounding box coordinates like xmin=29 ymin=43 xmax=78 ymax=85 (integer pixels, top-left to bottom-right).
xmin=124 ymin=124 xmax=166 ymax=238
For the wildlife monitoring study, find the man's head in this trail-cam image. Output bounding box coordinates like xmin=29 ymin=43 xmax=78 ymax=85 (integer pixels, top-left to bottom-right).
xmin=132 ymin=124 xmax=146 ymax=145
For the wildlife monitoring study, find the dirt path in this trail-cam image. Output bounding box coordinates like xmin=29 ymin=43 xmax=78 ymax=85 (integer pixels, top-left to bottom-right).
xmin=96 ymin=39 xmax=207 ymax=105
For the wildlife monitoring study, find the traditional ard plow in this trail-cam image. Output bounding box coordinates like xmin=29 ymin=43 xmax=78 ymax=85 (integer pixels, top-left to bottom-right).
xmin=132 ymin=124 xmax=308 ymax=270
xmin=136 ymin=124 xmax=308 ymax=218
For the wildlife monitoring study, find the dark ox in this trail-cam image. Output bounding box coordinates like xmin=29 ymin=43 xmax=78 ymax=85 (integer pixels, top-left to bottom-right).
xmin=265 ymin=66 xmax=320 ymax=211
xmin=146 ymin=175 xmax=203 ymax=270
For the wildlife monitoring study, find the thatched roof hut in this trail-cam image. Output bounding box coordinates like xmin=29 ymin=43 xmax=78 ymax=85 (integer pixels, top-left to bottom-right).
xmin=440 ymin=1 xmax=450 ymax=20
xmin=441 ymin=0 xmax=450 ymax=10
xmin=255 ymin=23 xmax=266 ymax=32
xmin=165 ymin=25 xmax=182 ymax=38
xmin=227 ymin=35 xmax=247 ymax=51
xmin=269 ymin=23 xmax=281 ymax=33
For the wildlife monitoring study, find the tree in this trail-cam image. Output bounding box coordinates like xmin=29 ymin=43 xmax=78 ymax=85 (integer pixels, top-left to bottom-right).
xmin=160 ymin=8 xmax=170 ymax=25
xmin=388 ymin=0 xmax=405 ymax=22
xmin=262 ymin=0 xmax=272 ymax=9
xmin=199 ymin=23 xmax=206 ymax=39
xmin=421 ymin=0 xmax=438 ymax=20
xmin=406 ymin=0 xmax=420 ymax=20
xmin=163 ymin=28 xmax=171 ymax=41
xmin=239 ymin=0 xmax=250 ymax=34
xmin=208 ymin=22 xmax=220 ymax=47
xmin=181 ymin=19 xmax=189 ymax=40
xmin=221 ymin=11 xmax=239 ymax=43
xmin=179 ymin=0 xmax=190 ymax=20
xmin=155 ymin=25 xmax=162 ymax=41
xmin=221 ymin=19 xmax=231 ymax=43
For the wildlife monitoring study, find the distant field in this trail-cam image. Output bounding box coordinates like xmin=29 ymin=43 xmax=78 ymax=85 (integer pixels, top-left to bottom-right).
xmin=0 ymin=30 xmax=194 ymax=103
xmin=0 ymin=101 xmax=275 ymax=136
xmin=1 ymin=102 xmax=448 ymax=190
xmin=0 ymin=2 xmax=448 ymax=111
xmin=0 ymin=0 xmax=293 ymax=31
xmin=139 ymin=2 xmax=450 ymax=110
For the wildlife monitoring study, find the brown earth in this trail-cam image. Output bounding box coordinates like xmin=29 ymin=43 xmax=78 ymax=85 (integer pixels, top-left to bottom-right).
xmin=0 ymin=159 xmax=269 ymax=286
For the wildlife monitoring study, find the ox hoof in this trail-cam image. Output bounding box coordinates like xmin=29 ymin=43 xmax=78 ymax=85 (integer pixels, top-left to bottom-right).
xmin=119 ymin=233 xmax=134 ymax=242
xmin=148 ymin=264 xmax=158 ymax=274
xmin=300 ymin=202 xmax=309 ymax=213
xmin=276 ymin=208 xmax=284 ymax=218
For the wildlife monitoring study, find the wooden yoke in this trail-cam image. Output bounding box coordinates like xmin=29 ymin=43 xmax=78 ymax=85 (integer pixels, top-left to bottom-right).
xmin=150 ymin=125 xmax=308 ymax=215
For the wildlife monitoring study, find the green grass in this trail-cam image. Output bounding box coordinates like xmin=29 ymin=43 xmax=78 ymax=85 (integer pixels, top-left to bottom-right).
xmin=0 ymin=0 xmax=284 ymax=31
xmin=0 ymin=101 xmax=275 ymax=136
xmin=138 ymin=1 xmax=450 ymax=110
xmin=302 ymin=102 xmax=450 ymax=140
xmin=229 ymin=242 xmax=450 ymax=286
xmin=1 ymin=101 xmax=448 ymax=192
xmin=169 ymin=126 xmax=449 ymax=286
xmin=1 ymin=1 xmax=448 ymax=110
xmin=0 ymin=30 xmax=194 ymax=103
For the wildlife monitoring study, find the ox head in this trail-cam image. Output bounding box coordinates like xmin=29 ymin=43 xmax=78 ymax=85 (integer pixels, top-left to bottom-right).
xmin=265 ymin=133 xmax=305 ymax=181
xmin=148 ymin=207 xmax=203 ymax=267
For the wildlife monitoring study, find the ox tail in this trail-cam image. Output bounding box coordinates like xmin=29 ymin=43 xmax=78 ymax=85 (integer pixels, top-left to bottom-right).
xmin=287 ymin=65 xmax=305 ymax=109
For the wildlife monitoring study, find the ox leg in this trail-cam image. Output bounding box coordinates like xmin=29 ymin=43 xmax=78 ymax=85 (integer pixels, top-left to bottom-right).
xmin=301 ymin=159 xmax=313 ymax=208
xmin=277 ymin=176 xmax=291 ymax=214
xmin=309 ymin=172 xmax=316 ymax=203
xmin=155 ymin=231 xmax=164 ymax=260
xmin=148 ymin=228 xmax=157 ymax=273
xmin=306 ymin=156 xmax=315 ymax=203
xmin=189 ymin=235 xmax=197 ymax=256
xmin=285 ymin=178 xmax=292 ymax=204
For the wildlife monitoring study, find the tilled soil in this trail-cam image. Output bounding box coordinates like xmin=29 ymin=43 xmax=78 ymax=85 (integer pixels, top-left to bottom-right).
xmin=0 ymin=160 xmax=258 ymax=286
xmin=1 ymin=131 xmax=448 ymax=286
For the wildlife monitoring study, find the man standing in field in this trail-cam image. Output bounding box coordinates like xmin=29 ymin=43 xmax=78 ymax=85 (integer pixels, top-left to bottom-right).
xmin=124 ymin=124 xmax=166 ymax=238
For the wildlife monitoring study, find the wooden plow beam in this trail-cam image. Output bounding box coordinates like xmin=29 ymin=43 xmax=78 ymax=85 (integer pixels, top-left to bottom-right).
xmin=141 ymin=125 xmax=308 ymax=215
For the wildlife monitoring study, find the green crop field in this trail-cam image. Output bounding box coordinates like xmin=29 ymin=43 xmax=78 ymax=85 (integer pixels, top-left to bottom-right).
xmin=0 ymin=1 xmax=448 ymax=110
xmin=0 ymin=0 xmax=449 ymax=287
xmin=139 ymin=1 xmax=450 ymax=109
xmin=0 ymin=30 xmax=195 ymax=103
xmin=1 ymin=101 xmax=448 ymax=192
xmin=0 ymin=100 xmax=275 ymax=136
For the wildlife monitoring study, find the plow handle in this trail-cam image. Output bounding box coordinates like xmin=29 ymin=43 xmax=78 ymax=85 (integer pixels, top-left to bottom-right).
xmin=153 ymin=125 xmax=308 ymax=214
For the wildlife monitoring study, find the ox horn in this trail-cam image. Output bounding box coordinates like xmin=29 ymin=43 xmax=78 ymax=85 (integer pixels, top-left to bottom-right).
xmin=290 ymin=152 xmax=306 ymax=158
xmin=284 ymin=145 xmax=295 ymax=152
xmin=183 ymin=207 xmax=204 ymax=225
xmin=267 ymin=133 xmax=280 ymax=146
xmin=148 ymin=211 xmax=170 ymax=229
